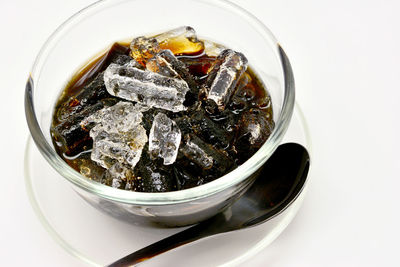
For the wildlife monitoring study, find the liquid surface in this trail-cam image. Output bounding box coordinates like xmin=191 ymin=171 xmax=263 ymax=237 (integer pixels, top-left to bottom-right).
xmin=51 ymin=27 xmax=274 ymax=192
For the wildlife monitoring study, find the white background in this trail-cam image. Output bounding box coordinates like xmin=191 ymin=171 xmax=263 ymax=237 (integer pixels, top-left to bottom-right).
xmin=1 ymin=0 xmax=400 ymax=266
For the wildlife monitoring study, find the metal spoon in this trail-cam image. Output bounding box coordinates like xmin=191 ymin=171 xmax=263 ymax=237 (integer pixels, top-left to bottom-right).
xmin=108 ymin=142 xmax=310 ymax=267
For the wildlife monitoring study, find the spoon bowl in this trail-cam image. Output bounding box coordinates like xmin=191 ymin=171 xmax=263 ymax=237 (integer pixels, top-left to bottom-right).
xmin=108 ymin=142 xmax=310 ymax=266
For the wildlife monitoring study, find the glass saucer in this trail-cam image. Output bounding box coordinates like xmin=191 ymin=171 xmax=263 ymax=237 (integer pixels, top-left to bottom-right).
xmin=24 ymin=103 xmax=311 ymax=267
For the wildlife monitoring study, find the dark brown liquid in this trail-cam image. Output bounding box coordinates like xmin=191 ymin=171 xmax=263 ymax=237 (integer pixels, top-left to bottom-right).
xmin=51 ymin=39 xmax=274 ymax=192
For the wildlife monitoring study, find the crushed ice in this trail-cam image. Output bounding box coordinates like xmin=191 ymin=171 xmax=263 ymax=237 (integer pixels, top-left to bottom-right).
xmin=149 ymin=113 xmax=181 ymax=165
xmin=81 ymin=102 xmax=147 ymax=169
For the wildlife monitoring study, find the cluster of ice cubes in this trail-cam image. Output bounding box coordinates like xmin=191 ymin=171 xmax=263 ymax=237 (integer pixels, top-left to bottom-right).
xmin=81 ymin=26 xmax=249 ymax=184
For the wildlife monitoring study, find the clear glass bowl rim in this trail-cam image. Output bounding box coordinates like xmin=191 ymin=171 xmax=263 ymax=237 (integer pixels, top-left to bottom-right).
xmin=24 ymin=0 xmax=295 ymax=205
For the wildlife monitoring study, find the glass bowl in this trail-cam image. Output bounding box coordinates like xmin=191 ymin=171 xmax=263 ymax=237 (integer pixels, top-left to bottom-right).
xmin=24 ymin=0 xmax=295 ymax=227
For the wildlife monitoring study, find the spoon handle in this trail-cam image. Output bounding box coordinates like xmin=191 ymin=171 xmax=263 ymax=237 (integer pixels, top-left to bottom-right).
xmin=106 ymin=222 xmax=214 ymax=267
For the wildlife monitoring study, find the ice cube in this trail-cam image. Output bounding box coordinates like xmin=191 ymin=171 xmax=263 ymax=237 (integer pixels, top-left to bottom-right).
xmin=103 ymin=61 xmax=189 ymax=112
xmin=180 ymin=135 xmax=213 ymax=170
xmin=155 ymin=26 xmax=204 ymax=55
xmin=130 ymin=36 xmax=161 ymax=65
xmin=82 ymin=102 xmax=148 ymax=169
xmin=206 ymin=49 xmax=248 ymax=110
xmin=234 ymin=109 xmax=274 ymax=163
xmin=149 ymin=113 xmax=181 ymax=165
xmin=82 ymin=101 xmax=144 ymax=134
xmin=179 ymin=134 xmax=235 ymax=174
xmin=146 ymin=49 xmax=197 ymax=90
xmin=89 ymin=128 xmax=147 ymax=169
xmin=238 ymin=109 xmax=274 ymax=147
xmin=204 ymin=40 xmax=227 ymax=57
